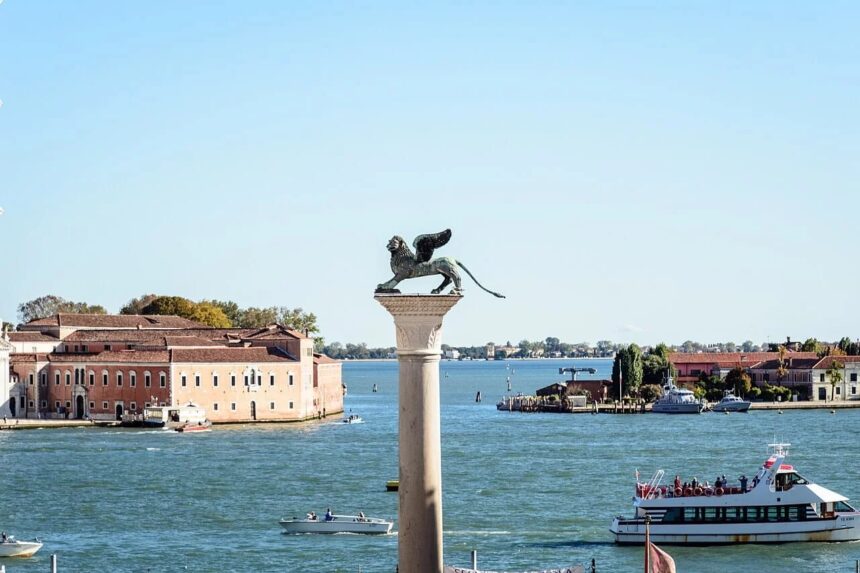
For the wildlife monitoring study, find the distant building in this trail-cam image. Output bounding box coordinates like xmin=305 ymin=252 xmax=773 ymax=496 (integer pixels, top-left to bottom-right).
xmin=7 ymin=314 xmax=343 ymax=423
xmin=669 ymin=352 xmax=818 ymax=386
xmin=0 ymin=326 xmax=12 ymax=417
xmin=484 ymin=343 xmax=495 ymax=360
xmin=444 ymin=349 xmax=460 ymax=360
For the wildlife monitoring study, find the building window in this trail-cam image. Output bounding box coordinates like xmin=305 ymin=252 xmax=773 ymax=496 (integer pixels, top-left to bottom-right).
xmin=270 ymin=374 xmax=275 ymax=386
xmin=55 ymin=373 xmax=60 ymax=385
xmin=181 ymin=375 xmax=187 ymax=387
xmin=213 ymin=374 xmax=219 ymax=387
xmin=65 ymin=401 xmax=71 ymax=408
xmin=289 ymin=401 xmax=294 ymax=409
xmin=117 ymin=372 xmax=123 ymax=387
xmin=102 ymin=401 xmax=108 ymax=409
xmin=230 ymin=403 xmax=236 ymax=411
xmin=270 ymin=402 xmax=275 ymax=410
xmin=89 ymin=372 xmax=95 ymax=385
xmin=82 ymin=345 xmax=88 ymax=353
xmin=104 ymin=344 xmax=112 ymax=351
xmin=213 ymin=403 xmax=219 ymax=411
xmin=144 ymin=402 xmax=151 ymax=408
xmin=65 ymin=372 xmax=71 ymax=385
xmin=257 ymin=375 xmax=262 ymax=385
xmin=28 ymin=400 xmax=34 ymax=408
xmin=89 ymin=401 xmax=95 ymax=409
xmin=820 ymin=373 xmax=825 ymax=382
xmin=54 ymin=401 xmax=60 ymax=409
xmin=853 ymin=386 xmax=857 ymax=395
xmin=288 ymin=373 xmax=294 ymax=386
xmin=130 ymin=372 xmax=136 ymax=387
xmin=160 ymin=373 xmax=166 ymax=388
xmin=145 ymin=372 xmax=151 ymax=387
xmin=103 ymin=372 xmax=109 ymax=386
xmin=29 ymin=374 xmax=34 ymax=386
xmin=836 ymin=387 xmax=841 ymax=395
xmin=195 ymin=374 xmax=200 ymax=387
xmin=852 ymin=373 xmax=858 ymax=382
xmin=244 ymin=375 xmax=249 ymax=386
xmin=231 ymin=375 xmax=236 ymax=387
xmin=40 ymin=400 xmax=47 ymax=409
xmin=130 ymin=402 xmax=137 ymax=411
xmin=40 ymin=373 xmax=46 ymax=386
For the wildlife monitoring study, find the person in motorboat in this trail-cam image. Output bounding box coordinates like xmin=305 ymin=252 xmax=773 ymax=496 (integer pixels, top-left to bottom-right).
xmin=325 ymin=508 xmax=333 ymax=521
xmin=1 ymin=531 xmax=6 ymax=542
xmin=357 ymin=511 xmax=366 ymax=522
xmin=306 ymin=511 xmax=317 ymax=521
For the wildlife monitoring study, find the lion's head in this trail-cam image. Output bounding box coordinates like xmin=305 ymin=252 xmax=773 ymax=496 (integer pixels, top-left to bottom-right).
xmin=387 ymin=236 xmax=405 ymax=253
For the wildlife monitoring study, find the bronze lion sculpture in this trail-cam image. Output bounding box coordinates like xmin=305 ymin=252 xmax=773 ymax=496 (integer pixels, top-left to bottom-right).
xmin=375 ymin=229 xmax=505 ymax=298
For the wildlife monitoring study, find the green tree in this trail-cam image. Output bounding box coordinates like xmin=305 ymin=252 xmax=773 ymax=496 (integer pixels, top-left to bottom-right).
xmin=140 ymin=296 xmax=197 ymax=319
xmin=827 ymin=360 xmax=844 ymax=402
xmin=724 ymin=367 xmax=752 ymax=398
xmin=277 ymin=307 xmax=319 ymax=335
xmin=120 ymin=294 xmax=159 ymax=315
xmin=17 ymin=295 xmax=107 ymax=323
xmin=189 ymin=302 xmax=232 ymax=328
xmin=801 ymin=338 xmax=822 ymax=353
xmin=775 ymin=345 xmax=789 ymax=383
xmin=741 ymin=340 xmax=755 ymax=352
xmin=204 ymin=300 xmax=242 ymax=325
xmin=237 ymin=307 xmax=279 ymax=328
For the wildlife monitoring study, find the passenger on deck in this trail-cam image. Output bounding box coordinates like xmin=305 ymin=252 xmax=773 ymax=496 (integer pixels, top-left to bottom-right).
xmin=740 ymin=475 xmax=748 ymax=491
xmin=691 ymin=477 xmax=699 ymax=489
xmin=674 ymin=475 xmax=681 ymax=491
xmin=715 ymin=477 xmax=723 ymax=489
xmin=325 ymin=508 xmax=333 ymax=521
xmin=358 ymin=511 xmax=365 ymax=521
xmin=307 ymin=512 xmax=317 ymax=521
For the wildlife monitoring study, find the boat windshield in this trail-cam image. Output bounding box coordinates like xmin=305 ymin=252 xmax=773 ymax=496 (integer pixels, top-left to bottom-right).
xmin=835 ymin=501 xmax=857 ymax=512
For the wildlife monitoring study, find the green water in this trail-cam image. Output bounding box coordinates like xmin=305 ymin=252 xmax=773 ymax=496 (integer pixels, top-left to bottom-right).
xmin=1 ymin=359 xmax=859 ymax=572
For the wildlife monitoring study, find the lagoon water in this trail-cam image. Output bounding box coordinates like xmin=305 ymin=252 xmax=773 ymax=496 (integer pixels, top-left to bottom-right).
xmin=2 ymin=358 xmax=860 ymax=572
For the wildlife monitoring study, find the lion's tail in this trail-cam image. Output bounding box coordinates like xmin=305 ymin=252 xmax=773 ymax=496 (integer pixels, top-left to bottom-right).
xmin=456 ymin=261 xmax=506 ymax=298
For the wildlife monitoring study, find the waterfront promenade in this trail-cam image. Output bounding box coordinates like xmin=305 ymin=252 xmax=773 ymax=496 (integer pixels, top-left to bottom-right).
xmin=0 ymin=418 xmax=119 ymax=431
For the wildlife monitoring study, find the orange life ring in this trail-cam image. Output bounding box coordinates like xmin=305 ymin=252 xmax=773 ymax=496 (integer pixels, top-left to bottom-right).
xmin=694 ymin=487 xmax=703 ymax=496
xmin=715 ymin=487 xmax=724 ymax=496
xmin=675 ymin=487 xmax=683 ymax=497
xmin=684 ymin=487 xmax=693 ymax=496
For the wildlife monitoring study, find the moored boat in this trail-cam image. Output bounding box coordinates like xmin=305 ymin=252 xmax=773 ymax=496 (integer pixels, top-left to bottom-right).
xmin=651 ymin=376 xmax=705 ymax=414
xmin=343 ymin=414 xmax=363 ymax=424
xmin=711 ymin=391 xmax=751 ymax=413
xmin=0 ymin=535 xmax=43 ymax=558
xmin=279 ymin=514 xmax=393 ymax=535
xmin=610 ymin=443 xmax=860 ymax=545
xmin=144 ymin=403 xmax=208 ymax=429
xmin=175 ymin=420 xmax=212 ymax=433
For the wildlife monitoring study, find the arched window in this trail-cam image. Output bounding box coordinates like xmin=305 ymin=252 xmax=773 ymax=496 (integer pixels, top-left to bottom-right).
xmin=88 ymin=370 xmax=95 ymax=386
xmin=117 ymin=371 xmax=123 ymax=387
xmin=102 ymin=370 xmax=109 ymax=386
xmin=160 ymin=373 xmax=166 ymax=388
xmin=65 ymin=371 xmax=71 ymax=386
xmin=129 ymin=371 xmax=137 ymax=387
xmin=144 ymin=371 xmax=151 ymax=387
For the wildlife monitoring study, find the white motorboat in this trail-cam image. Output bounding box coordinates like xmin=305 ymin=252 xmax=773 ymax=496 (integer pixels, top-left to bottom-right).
xmin=711 ymin=391 xmax=751 ymax=413
xmin=343 ymin=414 xmax=363 ymax=424
xmin=610 ymin=443 xmax=860 ymax=544
xmin=143 ymin=403 xmax=208 ymax=429
xmin=279 ymin=514 xmax=392 ymax=535
xmin=0 ymin=535 xmax=43 ymax=557
xmin=651 ymin=376 xmax=705 ymax=414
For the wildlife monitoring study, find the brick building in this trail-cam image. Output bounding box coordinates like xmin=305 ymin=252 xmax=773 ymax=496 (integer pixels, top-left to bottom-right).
xmin=6 ymin=314 xmax=343 ymax=423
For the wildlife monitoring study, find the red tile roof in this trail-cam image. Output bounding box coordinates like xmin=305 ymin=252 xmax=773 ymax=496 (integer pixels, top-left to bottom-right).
xmin=313 ymin=353 xmax=339 ymax=364
xmin=749 ymin=358 xmax=821 ymax=370
xmin=162 ymin=336 xmax=221 ymax=347
xmin=8 ymin=332 xmax=59 ymax=342
xmin=47 ymin=351 xmax=170 ymax=363
xmin=24 ymin=314 xmax=206 ymax=329
xmin=813 ymin=356 xmax=860 ymax=370
xmin=669 ymin=352 xmax=818 ymax=366
xmin=170 ymin=347 xmax=296 ymax=363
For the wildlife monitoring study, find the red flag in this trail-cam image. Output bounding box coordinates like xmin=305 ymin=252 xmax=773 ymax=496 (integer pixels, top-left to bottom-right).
xmin=648 ymin=542 xmax=676 ymax=573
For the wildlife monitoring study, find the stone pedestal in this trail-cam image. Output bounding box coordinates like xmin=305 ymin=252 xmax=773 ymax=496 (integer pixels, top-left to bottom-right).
xmin=375 ymin=294 xmax=462 ymax=573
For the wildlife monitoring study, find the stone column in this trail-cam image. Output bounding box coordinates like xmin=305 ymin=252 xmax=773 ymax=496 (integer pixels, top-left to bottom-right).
xmin=375 ymin=294 xmax=462 ymax=573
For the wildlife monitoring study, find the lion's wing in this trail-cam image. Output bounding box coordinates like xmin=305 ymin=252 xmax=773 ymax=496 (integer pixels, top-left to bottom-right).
xmin=413 ymin=229 xmax=452 ymax=263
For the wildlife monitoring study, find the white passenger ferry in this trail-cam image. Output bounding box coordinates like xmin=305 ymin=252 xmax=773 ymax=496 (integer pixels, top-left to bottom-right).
xmin=610 ymin=443 xmax=860 ymax=544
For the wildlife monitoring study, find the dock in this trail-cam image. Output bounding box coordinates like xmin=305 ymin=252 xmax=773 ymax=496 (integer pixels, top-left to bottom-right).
xmin=0 ymin=419 xmax=121 ymax=431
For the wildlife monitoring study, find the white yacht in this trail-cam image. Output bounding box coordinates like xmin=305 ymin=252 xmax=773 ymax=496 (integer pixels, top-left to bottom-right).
xmin=610 ymin=443 xmax=860 ymax=544
xmin=651 ymin=376 xmax=705 ymax=414
xmin=711 ymin=391 xmax=751 ymax=413
xmin=279 ymin=514 xmax=392 ymax=535
xmin=0 ymin=535 xmax=43 ymax=558
xmin=143 ymin=403 xmax=208 ymax=429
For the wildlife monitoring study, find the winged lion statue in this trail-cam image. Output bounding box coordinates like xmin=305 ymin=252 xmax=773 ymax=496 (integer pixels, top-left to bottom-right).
xmin=375 ymin=229 xmax=505 ymax=298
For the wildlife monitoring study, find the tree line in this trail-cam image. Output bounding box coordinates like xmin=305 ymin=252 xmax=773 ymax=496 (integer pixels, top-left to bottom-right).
xmin=15 ymin=294 xmax=319 ymax=335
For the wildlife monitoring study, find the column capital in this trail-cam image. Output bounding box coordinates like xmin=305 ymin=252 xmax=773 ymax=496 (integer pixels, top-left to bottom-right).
xmin=374 ymin=294 xmax=462 ymax=356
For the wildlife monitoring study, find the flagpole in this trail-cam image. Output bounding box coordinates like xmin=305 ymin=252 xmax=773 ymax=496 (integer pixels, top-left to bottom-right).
xmin=644 ymin=515 xmax=651 ymax=573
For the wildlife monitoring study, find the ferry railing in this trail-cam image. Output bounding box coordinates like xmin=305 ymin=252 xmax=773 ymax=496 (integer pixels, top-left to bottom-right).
xmin=642 ymin=469 xmax=665 ymax=499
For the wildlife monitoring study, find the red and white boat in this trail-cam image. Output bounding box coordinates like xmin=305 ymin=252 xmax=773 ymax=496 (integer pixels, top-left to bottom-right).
xmin=611 ymin=443 xmax=860 ymax=545
xmin=175 ymin=420 xmax=212 ymax=433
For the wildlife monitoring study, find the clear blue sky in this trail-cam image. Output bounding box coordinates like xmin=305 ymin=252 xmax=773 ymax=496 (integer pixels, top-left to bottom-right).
xmin=1 ymin=1 xmax=858 ymax=348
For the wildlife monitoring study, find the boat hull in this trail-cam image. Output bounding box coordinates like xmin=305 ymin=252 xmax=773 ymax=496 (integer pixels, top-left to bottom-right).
xmin=651 ymin=403 xmax=703 ymax=414
xmin=712 ymin=401 xmax=751 ymax=413
xmin=611 ymin=514 xmax=860 ymax=545
xmin=0 ymin=541 xmax=43 ymax=558
xmin=279 ymin=517 xmax=392 ymax=535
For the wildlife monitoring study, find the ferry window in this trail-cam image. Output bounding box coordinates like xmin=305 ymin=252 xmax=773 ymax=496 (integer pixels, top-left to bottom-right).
xmin=702 ymin=508 xmax=718 ymax=522
xmin=835 ymin=501 xmax=856 ymax=512
xmin=662 ymin=508 xmax=683 ymax=523
xmin=213 ymin=375 xmax=219 ymax=387
xmin=788 ymin=506 xmax=801 ymax=521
